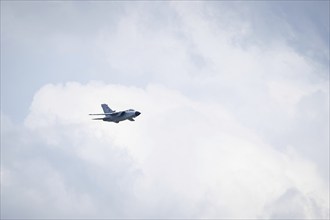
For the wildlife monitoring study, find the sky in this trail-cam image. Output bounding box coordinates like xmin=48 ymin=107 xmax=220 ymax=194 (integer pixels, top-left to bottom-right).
xmin=1 ymin=1 xmax=329 ymax=219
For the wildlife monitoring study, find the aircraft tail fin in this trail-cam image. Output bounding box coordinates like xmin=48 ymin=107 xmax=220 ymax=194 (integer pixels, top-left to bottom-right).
xmin=101 ymin=104 xmax=114 ymax=113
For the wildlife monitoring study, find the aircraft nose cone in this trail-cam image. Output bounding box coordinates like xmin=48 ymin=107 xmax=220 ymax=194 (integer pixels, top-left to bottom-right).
xmin=135 ymin=111 xmax=141 ymax=116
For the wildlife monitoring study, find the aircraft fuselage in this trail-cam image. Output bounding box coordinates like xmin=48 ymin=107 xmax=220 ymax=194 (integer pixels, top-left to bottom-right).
xmin=102 ymin=110 xmax=141 ymax=123
xmin=90 ymin=104 xmax=141 ymax=123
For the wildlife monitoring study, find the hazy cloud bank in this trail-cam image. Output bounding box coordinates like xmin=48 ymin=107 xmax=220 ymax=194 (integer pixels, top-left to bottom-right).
xmin=1 ymin=1 xmax=329 ymax=118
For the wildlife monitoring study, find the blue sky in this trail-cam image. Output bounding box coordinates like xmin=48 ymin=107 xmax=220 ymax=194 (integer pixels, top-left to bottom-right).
xmin=1 ymin=1 xmax=329 ymax=219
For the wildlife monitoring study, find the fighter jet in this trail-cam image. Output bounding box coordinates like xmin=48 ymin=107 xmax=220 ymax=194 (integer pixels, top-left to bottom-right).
xmin=89 ymin=104 xmax=141 ymax=123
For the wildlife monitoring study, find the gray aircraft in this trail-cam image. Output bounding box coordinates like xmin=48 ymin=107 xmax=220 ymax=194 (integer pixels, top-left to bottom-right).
xmin=89 ymin=104 xmax=141 ymax=123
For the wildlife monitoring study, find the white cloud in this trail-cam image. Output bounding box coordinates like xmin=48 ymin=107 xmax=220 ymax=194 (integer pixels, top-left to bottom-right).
xmin=1 ymin=1 xmax=329 ymax=219
xmin=1 ymin=82 xmax=329 ymax=219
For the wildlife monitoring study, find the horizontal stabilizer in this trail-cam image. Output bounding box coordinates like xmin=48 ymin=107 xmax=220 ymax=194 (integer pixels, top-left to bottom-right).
xmin=89 ymin=113 xmax=114 ymax=116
